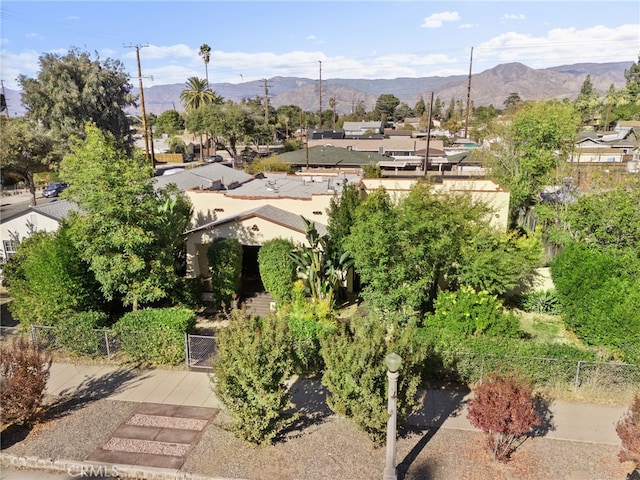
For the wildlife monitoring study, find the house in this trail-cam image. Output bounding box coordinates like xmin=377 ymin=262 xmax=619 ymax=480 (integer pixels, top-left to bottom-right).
xmin=275 ymin=145 xmax=386 ymax=171
xmin=570 ymin=127 xmax=636 ymax=163
xmin=307 ymin=136 xmax=444 ymax=160
xmin=342 ymin=121 xmax=383 ymax=136
xmin=0 ymin=200 xmax=78 ymax=261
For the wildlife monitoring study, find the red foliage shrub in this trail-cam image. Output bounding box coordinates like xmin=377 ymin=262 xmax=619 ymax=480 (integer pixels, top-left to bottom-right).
xmin=616 ymin=393 xmax=640 ymax=467
xmin=0 ymin=336 xmax=52 ymax=427
xmin=467 ymin=373 xmax=541 ymax=462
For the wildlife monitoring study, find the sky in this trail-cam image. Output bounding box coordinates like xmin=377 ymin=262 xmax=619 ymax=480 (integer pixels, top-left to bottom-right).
xmin=1 ymin=0 xmax=639 ymax=91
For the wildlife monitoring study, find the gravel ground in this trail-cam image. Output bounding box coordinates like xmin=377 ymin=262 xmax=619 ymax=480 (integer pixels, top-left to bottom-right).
xmin=1 ymin=396 xmax=634 ymax=480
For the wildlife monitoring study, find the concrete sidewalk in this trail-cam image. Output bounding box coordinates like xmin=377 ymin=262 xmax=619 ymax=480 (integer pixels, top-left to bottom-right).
xmin=46 ymin=362 xmax=625 ymax=445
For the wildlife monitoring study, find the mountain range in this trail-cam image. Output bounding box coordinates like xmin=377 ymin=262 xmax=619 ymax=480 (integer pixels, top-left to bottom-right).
xmin=3 ymin=61 xmax=632 ymax=118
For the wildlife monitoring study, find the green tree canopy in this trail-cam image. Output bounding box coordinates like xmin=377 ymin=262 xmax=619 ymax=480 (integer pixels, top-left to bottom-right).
xmin=18 ymin=48 xmax=134 ymax=152
xmin=487 ymin=100 xmax=580 ymax=229
xmin=155 ymin=110 xmax=185 ymax=136
xmin=374 ymin=94 xmax=400 ymax=120
xmin=60 ymin=124 xmax=192 ymax=310
xmin=0 ymin=118 xmax=57 ymax=205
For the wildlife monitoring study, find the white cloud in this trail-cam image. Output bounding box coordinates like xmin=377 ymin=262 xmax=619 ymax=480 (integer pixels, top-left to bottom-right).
xmin=421 ymin=12 xmax=460 ymax=29
xmin=127 ymin=44 xmax=196 ymax=61
xmin=501 ymin=14 xmax=525 ymax=20
xmin=459 ymin=24 xmax=478 ymax=29
xmin=307 ymin=35 xmax=316 ymax=41
xmin=0 ymin=49 xmax=41 ymax=88
xmin=474 ymin=24 xmax=639 ymax=69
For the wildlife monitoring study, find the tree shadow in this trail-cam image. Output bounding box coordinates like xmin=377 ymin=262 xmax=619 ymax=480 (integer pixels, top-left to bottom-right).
xmin=276 ymin=376 xmax=333 ymax=441
xmin=47 ymin=366 xmax=148 ymax=419
xmin=531 ymin=394 xmax=555 ymax=438
xmin=397 ymin=388 xmax=468 ymax=480
xmin=1 ymin=366 xmax=147 ymax=449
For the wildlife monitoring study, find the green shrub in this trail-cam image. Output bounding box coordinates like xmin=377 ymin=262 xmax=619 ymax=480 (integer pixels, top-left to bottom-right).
xmin=113 ymin=307 xmax=196 ymax=364
xmin=517 ymin=289 xmax=560 ymax=315
xmin=425 ymin=286 xmax=522 ymax=342
xmin=258 ymin=238 xmax=296 ymax=305
xmin=320 ymin=314 xmax=427 ymax=445
xmin=56 ymin=311 xmax=108 ymax=357
xmin=168 ymin=277 xmax=204 ymax=309
xmin=207 ymin=238 xmax=243 ymax=310
xmin=551 ymin=242 xmax=640 ymax=362
xmin=213 ymin=312 xmax=296 ymax=444
xmin=279 ymin=281 xmax=336 ymax=373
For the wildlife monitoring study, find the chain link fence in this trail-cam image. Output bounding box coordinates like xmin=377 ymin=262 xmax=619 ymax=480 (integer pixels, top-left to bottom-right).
xmin=441 ymin=351 xmax=640 ymax=393
xmin=185 ymin=334 xmax=216 ymax=369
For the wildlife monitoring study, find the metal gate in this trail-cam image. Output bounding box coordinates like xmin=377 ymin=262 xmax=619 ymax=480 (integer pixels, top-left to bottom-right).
xmin=185 ymin=334 xmax=216 ymax=369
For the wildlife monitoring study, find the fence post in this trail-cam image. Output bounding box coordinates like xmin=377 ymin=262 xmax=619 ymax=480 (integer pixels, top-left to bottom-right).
xmin=184 ymin=333 xmax=190 ymax=368
xmin=574 ymin=360 xmax=583 ymax=392
xmin=104 ymin=331 xmax=111 ymax=359
xmin=30 ymin=325 xmax=37 ymax=345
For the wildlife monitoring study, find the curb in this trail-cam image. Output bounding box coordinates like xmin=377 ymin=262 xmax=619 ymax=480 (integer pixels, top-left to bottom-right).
xmin=0 ymin=453 xmax=244 ymax=480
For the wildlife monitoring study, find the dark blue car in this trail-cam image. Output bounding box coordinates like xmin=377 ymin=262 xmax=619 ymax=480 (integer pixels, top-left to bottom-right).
xmin=42 ymin=182 xmax=68 ymax=198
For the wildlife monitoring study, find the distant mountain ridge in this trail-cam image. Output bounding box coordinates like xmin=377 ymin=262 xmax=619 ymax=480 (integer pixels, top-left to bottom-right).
xmin=3 ymin=61 xmax=632 ymax=118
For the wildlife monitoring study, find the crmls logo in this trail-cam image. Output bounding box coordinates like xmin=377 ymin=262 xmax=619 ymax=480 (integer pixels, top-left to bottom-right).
xmin=66 ymin=464 xmax=119 ymax=478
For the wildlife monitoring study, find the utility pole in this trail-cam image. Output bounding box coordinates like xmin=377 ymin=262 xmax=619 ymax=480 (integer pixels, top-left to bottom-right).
xmin=464 ymin=47 xmax=473 ymax=140
xmin=318 ymin=60 xmax=323 ymax=129
xmin=125 ymin=44 xmax=154 ymax=168
xmin=423 ymin=91 xmax=434 ymax=175
xmin=263 ymin=78 xmax=269 ymax=125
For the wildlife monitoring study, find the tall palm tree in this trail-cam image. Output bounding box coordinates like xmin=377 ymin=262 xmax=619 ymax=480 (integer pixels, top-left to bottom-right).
xmin=180 ymin=76 xmax=215 ymax=161
xmin=180 ymin=77 xmax=215 ymax=111
xmin=199 ymin=44 xmax=211 ymax=86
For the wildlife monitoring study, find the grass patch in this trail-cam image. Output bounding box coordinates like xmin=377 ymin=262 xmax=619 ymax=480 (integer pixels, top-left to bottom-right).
xmin=517 ymin=311 xmax=580 ymax=345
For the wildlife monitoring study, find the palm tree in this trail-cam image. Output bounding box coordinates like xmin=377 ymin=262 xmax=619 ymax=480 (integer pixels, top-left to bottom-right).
xmin=199 ymin=44 xmax=212 ymax=87
xmin=181 ymin=76 xmax=215 ymax=161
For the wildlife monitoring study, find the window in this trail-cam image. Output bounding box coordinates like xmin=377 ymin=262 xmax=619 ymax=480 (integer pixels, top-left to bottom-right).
xmin=3 ymin=240 xmax=18 ymax=260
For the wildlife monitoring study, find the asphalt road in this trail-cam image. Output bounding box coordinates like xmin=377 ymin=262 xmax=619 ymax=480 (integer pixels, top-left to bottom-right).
xmin=0 ymin=193 xmax=55 ymax=219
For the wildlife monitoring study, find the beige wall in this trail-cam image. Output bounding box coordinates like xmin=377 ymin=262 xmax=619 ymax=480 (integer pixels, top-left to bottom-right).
xmin=186 ymin=217 xmax=312 ymax=278
xmin=186 ymin=190 xmax=334 ymax=228
xmin=361 ymin=177 xmax=510 ymax=230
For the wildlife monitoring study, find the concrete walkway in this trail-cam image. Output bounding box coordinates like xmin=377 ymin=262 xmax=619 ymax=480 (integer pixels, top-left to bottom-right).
xmin=46 ymin=362 xmax=626 ymax=445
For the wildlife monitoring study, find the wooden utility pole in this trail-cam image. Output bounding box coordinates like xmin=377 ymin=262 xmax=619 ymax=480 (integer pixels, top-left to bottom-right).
xmin=464 ymin=47 xmax=473 ymax=139
xmin=423 ymin=91 xmax=434 ymax=174
xmin=125 ymin=44 xmax=154 ymax=168
xmin=318 ymin=60 xmax=323 ymax=129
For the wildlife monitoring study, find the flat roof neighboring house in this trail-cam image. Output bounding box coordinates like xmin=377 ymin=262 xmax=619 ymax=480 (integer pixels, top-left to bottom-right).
xmin=307 ymin=137 xmax=444 ymax=159
xmin=275 ymin=145 xmax=386 ymax=170
xmin=1 ymin=200 xmax=79 ymax=261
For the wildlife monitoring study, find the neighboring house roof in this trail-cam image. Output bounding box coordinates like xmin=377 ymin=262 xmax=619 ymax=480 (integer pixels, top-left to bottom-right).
xmin=223 ymin=171 xmax=361 ymax=200
xmin=1 ymin=199 xmax=79 ymax=224
xmin=307 ymin=137 xmax=431 ymax=154
xmin=276 ymin=145 xmax=386 ymax=168
xmin=154 ymin=163 xmax=253 ymax=192
xmin=186 ymin=204 xmax=327 ymax=237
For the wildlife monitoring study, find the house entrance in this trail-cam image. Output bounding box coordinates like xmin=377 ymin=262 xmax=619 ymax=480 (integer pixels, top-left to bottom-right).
xmin=241 ymin=245 xmax=264 ymax=293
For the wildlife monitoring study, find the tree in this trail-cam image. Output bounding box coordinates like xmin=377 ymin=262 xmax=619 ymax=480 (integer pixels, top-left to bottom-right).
xmin=624 ymin=55 xmax=640 ymax=101
xmin=467 ymin=374 xmax=541 ymax=462
xmin=155 ymin=109 xmax=184 ymax=136
xmin=3 ymin=228 xmax=103 ymax=328
xmin=574 ymin=75 xmax=599 ymax=122
xmin=503 ymin=92 xmax=522 ymax=109
xmin=199 ymin=44 xmax=212 ymax=86
xmin=18 ymin=48 xmax=134 ymax=152
xmin=180 ymin=77 xmax=218 ymax=112
xmin=414 ymin=96 xmax=426 ymax=117
xmin=0 ymin=118 xmax=57 ymax=205
xmin=207 ymin=237 xmax=243 ymax=310
xmin=487 ymin=100 xmax=580 ymax=229
xmin=326 ymin=182 xmax=362 ymax=265
xmin=374 ymin=94 xmax=400 ymax=121
xmin=60 ymin=125 xmax=192 ymax=310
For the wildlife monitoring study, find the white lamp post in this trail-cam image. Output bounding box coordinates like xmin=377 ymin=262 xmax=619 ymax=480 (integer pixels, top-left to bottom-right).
xmin=383 ymin=352 xmax=402 ymax=480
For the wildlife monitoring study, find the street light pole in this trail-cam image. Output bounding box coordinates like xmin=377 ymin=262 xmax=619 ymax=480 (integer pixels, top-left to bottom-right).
xmin=383 ymin=352 xmax=402 ymax=480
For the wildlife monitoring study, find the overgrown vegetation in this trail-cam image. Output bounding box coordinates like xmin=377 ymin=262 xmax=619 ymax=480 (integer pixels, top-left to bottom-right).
xmin=55 ymin=311 xmax=108 ymax=357
xmin=113 ymin=307 xmax=196 ymax=365
xmin=207 ymin=237 xmax=243 ymax=310
xmin=213 ymin=312 xmax=296 ymax=444
xmin=320 ymin=314 xmax=428 ymax=445
xmin=258 ymin=238 xmax=297 ymax=305
xmin=0 ymin=336 xmax=52 ymax=428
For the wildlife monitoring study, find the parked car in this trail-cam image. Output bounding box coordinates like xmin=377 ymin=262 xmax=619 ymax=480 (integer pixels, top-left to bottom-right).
xmin=205 ymin=155 xmax=224 ymax=163
xmin=42 ymin=182 xmax=68 ymax=198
